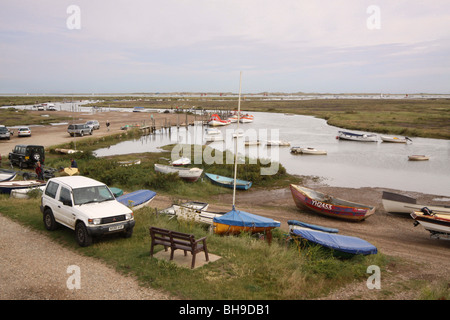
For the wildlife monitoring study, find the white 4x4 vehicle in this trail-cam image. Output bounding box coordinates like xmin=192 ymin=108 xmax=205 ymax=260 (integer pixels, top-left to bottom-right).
xmin=40 ymin=176 xmax=135 ymax=246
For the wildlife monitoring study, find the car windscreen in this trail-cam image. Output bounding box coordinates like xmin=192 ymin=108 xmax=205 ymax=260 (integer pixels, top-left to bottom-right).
xmin=72 ymin=185 xmax=115 ymax=205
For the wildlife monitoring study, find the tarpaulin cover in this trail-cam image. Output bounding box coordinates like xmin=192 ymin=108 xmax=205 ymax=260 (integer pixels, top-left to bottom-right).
xmin=213 ymin=207 xmax=280 ymax=228
xmin=117 ymin=189 xmax=156 ymax=207
xmin=291 ymin=228 xmax=377 ymax=255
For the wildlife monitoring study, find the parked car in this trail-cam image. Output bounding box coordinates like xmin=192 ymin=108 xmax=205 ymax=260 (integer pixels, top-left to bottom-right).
xmin=17 ymin=127 xmax=31 ymax=137
xmin=0 ymin=126 xmax=11 ymax=140
xmin=67 ymin=124 xmax=92 ymax=137
xmin=40 ymin=176 xmax=135 ymax=246
xmin=85 ymin=120 xmax=100 ymax=130
xmin=8 ymin=144 xmax=45 ymax=168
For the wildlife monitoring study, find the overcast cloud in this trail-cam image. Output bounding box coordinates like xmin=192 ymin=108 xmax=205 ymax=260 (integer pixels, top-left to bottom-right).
xmin=1 ymin=0 xmax=449 ymax=93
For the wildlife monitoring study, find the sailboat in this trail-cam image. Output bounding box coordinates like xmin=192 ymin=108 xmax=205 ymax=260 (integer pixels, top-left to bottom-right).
xmin=212 ymin=72 xmax=281 ymax=237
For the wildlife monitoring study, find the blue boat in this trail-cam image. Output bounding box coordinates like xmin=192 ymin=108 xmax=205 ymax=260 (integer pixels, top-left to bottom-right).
xmin=205 ymin=173 xmax=252 ymax=190
xmin=213 ymin=206 xmax=280 ymax=235
xmin=290 ymin=228 xmax=377 ymax=255
xmin=287 ymin=219 xmax=339 ymax=233
xmin=0 ymin=169 xmax=17 ymax=182
xmin=117 ymin=189 xmax=157 ymax=210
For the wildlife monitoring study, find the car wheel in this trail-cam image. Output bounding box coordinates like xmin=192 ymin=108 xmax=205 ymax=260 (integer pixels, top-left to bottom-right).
xmin=43 ymin=208 xmax=58 ymax=231
xmin=80 ymin=131 xmax=84 ymax=137
xmin=123 ymin=227 xmax=133 ymax=238
xmin=75 ymin=222 xmax=92 ymax=247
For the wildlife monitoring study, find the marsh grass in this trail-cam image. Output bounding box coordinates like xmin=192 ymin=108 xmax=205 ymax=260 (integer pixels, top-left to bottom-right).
xmin=83 ymin=97 xmax=450 ymax=139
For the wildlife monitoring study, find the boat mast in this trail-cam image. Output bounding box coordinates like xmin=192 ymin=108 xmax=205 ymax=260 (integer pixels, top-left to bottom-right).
xmin=232 ymin=71 xmax=242 ymax=207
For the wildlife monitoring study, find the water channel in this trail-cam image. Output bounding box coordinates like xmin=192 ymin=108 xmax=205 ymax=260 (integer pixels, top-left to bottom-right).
xmin=94 ymin=111 xmax=450 ymax=197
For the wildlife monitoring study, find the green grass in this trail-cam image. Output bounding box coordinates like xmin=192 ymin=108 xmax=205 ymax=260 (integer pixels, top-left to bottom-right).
xmin=0 ymin=195 xmax=388 ymax=300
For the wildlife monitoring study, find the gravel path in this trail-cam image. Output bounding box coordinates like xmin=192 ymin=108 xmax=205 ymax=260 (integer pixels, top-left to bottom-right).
xmin=0 ymin=214 xmax=172 ymax=300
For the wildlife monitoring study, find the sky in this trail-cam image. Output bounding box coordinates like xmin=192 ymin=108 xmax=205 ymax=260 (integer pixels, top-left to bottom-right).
xmin=1 ymin=0 xmax=450 ymax=94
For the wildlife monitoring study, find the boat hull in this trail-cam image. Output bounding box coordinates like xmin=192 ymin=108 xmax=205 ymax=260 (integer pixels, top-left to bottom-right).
xmin=0 ymin=180 xmax=46 ymax=195
xmin=212 ymin=207 xmax=280 ymax=235
xmin=411 ymin=211 xmax=450 ymax=238
xmin=117 ymin=189 xmax=156 ymax=210
xmin=213 ymin=222 xmax=276 ymax=235
xmin=154 ymin=164 xmax=203 ymax=182
xmin=205 ymin=173 xmax=252 ymax=190
xmin=290 ymin=184 xmax=375 ymax=221
xmin=337 ymin=131 xmax=378 ymax=142
xmin=382 ymin=191 xmax=450 ymax=215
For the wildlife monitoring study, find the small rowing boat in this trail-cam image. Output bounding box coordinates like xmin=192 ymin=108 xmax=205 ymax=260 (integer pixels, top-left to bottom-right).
xmin=290 ymin=147 xmax=327 ymax=155
xmin=117 ymin=189 xmax=157 ymax=210
xmin=213 ymin=206 xmax=280 ymax=235
xmin=337 ymin=131 xmax=378 ymax=142
xmin=382 ymin=191 xmax=450 ymax=215
xmin=154 ymin=164 xmax=203 ymax=182
xmin=0 ymin=180 xmax=46 ymax=195
xmin=290 ymin=228 xmax=377 ymax=255
xmin=287 ymin=219 xmax=339 ymax=233
xmin=205 ymin=172 xmax=252 ymax=190
xmin=408 ymin=155 xmax=429 ymax=161
xmin=381 ymin=136 xmax=412 ymax=143
xmin=290 ymin=184 xmax=375 ymax=221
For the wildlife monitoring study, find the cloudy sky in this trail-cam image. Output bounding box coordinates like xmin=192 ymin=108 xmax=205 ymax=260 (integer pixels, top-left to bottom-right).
xmin=1 ymin=0 xmax=449 ymax=94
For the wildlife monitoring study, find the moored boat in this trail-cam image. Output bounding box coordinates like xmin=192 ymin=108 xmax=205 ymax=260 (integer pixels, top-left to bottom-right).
xmin=408 ymin=155 xmax=429 ymax=161
xmin=289 ymin=228 xmax=377 ymax=255
xmin=290 ymin=184 xmax=375 ymax=221
xmin=0 ymin=180 xmax=46 ymax=195
xmin=382 ymin=191 xmax=450 ymax=215
xmin=154 ymin=164 xmax=203 ymax=182
xmin=290 ymin=147 xmax=326 ymax=155
xmin=170 ymin=157 xmax=191 ymax=166
xmin=213 ymin=206 xmax=280 ymax=235
xmin=266 ymin=140 xmax=290 ymax=146
xmin=118 ymin=159 xmax=141 ymax=166
xmin=0 ymin=169 xmax=17 ymax=182
xmin=208 ymin=114 xmax=231 ymax=126
xmin=205 ymin=172 xmax=252 ymax=190
xmin=171 ymin=204 xmax=226 ymax=225
xmin=287 ymin=219 xmax=339 ymax=233
xmin=10 ymin=186 xmax=45 ymax=199
xmin=381 ymin=135 xmax=412 ymax=143
xmin=117 ymin=189 xmax=156 ymax=210
xmin=337 ymin=131 xmax=378 ymax=142
xmin=411 ymin=209 xmax=450 ymax=240
xmin=239 ymin=114 xmax=254 ymax=123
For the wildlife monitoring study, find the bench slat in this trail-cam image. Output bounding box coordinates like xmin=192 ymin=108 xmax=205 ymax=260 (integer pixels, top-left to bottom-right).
xmin=149 ymin=226 xmax=209 ymax=269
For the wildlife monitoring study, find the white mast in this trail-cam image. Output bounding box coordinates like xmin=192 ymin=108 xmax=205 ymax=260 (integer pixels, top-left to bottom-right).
xmin=232 ymin=71 xmax=243 ymax=207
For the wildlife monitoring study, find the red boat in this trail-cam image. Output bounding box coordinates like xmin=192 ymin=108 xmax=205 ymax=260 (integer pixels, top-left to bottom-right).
xmin=289 ymin=184 xmax=375 ymax=221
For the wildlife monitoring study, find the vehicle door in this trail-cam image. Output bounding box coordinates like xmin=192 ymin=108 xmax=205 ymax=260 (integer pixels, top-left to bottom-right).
xmin=57 ymin=186 xmax=76 ymax=228
xmin=44 ymin=181 xmax=63 ymax=222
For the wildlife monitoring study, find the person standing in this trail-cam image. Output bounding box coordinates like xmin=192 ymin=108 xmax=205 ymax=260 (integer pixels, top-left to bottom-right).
xmin=35 ymin=161 xmax=44 ymax=180
xmin=106 ymin=120 xmax=110 ymax=131
xmin=70 ymin=158 xmax=78 ymax=168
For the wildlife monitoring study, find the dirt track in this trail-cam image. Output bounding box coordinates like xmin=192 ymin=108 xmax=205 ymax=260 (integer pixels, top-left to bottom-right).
xmin=1 ymin=109 xmax=449 ymax=299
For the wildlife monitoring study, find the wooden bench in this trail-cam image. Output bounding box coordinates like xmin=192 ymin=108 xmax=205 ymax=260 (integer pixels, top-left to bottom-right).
xmin=149 ymin=226 xmax=209 ymax=269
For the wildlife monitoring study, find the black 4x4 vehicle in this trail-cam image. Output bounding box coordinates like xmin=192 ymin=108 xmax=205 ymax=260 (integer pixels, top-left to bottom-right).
xmin=9 ymin=144 xmax=45 ymax=168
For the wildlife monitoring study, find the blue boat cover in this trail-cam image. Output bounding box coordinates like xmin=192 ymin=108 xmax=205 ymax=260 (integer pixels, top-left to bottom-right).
xmin=213 ymin=206 xmax=280 ymax=228
xmin=117 ymin=189 xmax=156 ymax=207
xmin=291 ymin=229 xmax=377 ymax=255
xmin=287 ymin=219 xmax=339 ymax=233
